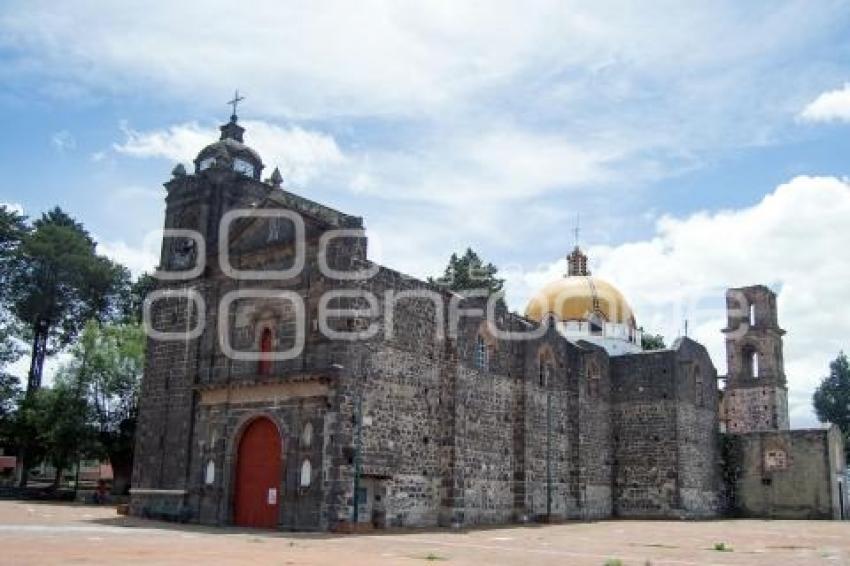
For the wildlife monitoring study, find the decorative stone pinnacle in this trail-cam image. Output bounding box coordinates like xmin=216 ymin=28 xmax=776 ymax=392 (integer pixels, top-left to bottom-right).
xmin=270 ymin=166 xmax=283 ymax=188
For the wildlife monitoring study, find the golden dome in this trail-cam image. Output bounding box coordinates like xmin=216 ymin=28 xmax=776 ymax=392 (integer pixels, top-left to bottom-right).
xmin=525 ymin=276 xmax=636 ymax=327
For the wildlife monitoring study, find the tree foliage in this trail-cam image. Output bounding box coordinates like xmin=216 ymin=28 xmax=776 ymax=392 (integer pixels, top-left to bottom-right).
xmin=120 ymin=272 xmax=156 ymax=324
xmin=813 ymin=352 xmax=850 ymax=444
xmin=640 ymin=329 xmax=666 ymax=351
xmin=0 ymin=205 xmax=27 ymax=304
xmin=429 ymin=248 xmax=505 ymax=295
xmin=8 ymin=382 xmax=96 ymax=487
xmin=55 ymin=321 xmax=145 ymax=494
xmin=8 ymin=207 xmax=130 ymax=392
xmin=0 ymin=371 xmax=21 ymax=447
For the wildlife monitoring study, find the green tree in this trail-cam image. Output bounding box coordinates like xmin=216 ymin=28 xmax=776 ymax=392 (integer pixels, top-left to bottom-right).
xmin=120 ymin=272 xmax=157 ymax=324
xmin=43 ymin=383 xmax=96 ymax=488
xmin=0 ymin=205 xmax=28 ymax=303
xmin=9 ymin=207 xmax=129 ymax=394
xmin=0 ymin=314 xmax=23 ymax=455
xmin=429 ymin=248 xmax=504 ymax=295
xmin=640 ymin=328 xmax=666 ymax=351
xmin=813 ymin=352 xmax=850 ymax=458
xmin=57 ymin=321 xmax=145 ymax=494
xmin=0 ymin=372 xmax=21 ymax=448
xmin=12 ymin=383 xmax=95 ymax=488
xmin=0 ymin=206 xmax=27 ymax=450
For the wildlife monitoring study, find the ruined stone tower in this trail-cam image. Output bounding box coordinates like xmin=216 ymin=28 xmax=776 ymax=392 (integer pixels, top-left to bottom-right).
xmin=720 ymin=285 xmax=790 ymax=433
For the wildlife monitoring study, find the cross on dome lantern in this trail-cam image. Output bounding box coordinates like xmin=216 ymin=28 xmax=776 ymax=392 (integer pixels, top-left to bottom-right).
xmin=220 ymin=89 xmax=246 ymax=142
xmin=227 ymin=89 xmax=245 ymax=122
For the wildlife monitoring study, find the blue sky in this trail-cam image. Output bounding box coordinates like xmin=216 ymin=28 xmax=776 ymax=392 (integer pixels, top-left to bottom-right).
xmin=2 ymin=1 xmax=850 ymax=426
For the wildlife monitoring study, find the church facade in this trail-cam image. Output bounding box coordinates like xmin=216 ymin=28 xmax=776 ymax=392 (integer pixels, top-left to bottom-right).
xmin=129 ymin=115 xmax=844 ymax=529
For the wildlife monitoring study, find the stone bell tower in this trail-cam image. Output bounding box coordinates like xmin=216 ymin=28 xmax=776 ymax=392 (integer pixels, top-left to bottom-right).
xmin=720 ymin=285 xmax=789 ymax=433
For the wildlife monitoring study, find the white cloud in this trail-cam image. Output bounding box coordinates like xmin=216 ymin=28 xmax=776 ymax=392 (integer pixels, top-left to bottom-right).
xmin=1 ymin=2 xmax=841 ymax=148
xmin=113 ymin=120 xmax=345 ymax=187
xmin=507 ymin=175 xmax=850 ymax=428
xmin=353 ymin=130 xmax=621 ymax=206
xmin=799 ymin=83 xmax=850 ymax=123
xmin=113 ymin=121 xmax=210 ymax=163
xmin=98 ymin=239 xmax=158 ymax=277
xmin=50 ymin=129 xmax=76 ymax=152
xmin=1 ymin=202 xmax=24 ymax=215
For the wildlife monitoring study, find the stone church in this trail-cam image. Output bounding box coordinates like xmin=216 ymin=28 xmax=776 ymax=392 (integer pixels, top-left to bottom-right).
xmin=130 ymin=113 xmax=846 ymax=530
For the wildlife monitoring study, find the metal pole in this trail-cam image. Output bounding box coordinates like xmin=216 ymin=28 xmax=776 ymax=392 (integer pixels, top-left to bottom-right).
xmin=546 ymin=388 xmax=552 ymax=520
xmin=351 ymin=392 xmax=363 ymax=525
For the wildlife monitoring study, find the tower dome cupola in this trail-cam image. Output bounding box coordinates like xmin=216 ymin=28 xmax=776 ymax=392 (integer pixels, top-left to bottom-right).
xmin=193 ymin=91 xmax=264 ymax=180
xmin=525 ymin=245 xmax=643 ymax=355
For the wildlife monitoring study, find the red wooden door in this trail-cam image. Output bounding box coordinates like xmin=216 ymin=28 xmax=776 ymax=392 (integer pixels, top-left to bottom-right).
xmin=234 ymin=418 xmax=282 ymax=528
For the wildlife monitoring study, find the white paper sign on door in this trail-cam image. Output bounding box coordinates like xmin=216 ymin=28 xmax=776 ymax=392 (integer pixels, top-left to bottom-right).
xmin=267 ymin=488 xmax=277 ymax=505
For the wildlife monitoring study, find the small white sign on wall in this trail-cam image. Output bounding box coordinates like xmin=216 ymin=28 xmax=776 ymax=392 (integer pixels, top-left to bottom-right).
xmin=267 ymin=488 xmax=277 ymax=505
xmin=204 ymin=460 xmax=215 ymax=485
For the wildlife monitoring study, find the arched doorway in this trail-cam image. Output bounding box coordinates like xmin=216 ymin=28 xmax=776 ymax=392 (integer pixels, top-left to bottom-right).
xmin=234 ymin=417 xmax=282 ymax=528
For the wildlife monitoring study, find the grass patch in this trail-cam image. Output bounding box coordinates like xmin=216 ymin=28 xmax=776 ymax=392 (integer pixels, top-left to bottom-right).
xmin=423 ymin=552 xmax=446 ymax=561
xmin=713 ymin=542 xmax=733 ymax=552
xmin=604 ymin=559 xmax=623 ymax=566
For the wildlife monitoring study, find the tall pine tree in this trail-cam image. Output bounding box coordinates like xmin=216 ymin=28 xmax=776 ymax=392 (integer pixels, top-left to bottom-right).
xmin=9 ymin=207 xmax=129 ymax=394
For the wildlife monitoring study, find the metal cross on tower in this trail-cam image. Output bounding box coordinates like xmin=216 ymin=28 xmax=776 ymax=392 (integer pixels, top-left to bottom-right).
xmin=573 ymin=213 xmax=581 ymax=248
xmin=227 ymin=89 xmax=245 ymax=120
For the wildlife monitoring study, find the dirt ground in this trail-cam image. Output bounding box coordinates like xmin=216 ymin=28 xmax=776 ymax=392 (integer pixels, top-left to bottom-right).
xmin=1 ymin=500 xmax=849 ymax=565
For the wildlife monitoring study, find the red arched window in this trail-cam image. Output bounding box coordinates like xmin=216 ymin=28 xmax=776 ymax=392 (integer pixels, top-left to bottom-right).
xmin=258 ymin=327 xmax=273 ymax=375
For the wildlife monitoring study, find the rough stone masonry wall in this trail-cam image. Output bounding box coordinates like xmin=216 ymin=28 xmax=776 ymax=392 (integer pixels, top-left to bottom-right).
xmin=723 ymin=386 xmax=789 ymax=434
xmin=674 ymin=341 xmax=722 ymax=518
xmin=188 ymin=391 xmax=329 ymax=530
xmin=610 ymin=339 xmax=722 ymax=519
xmin=727 ymin=428 xmax=845 ymax=519
xmin=516 ymin=334 xmax=610 ymax=521
xmin=610 ymin=349 xmax=680 ymax=518
xmin=520 ymin=360 xmax=574 ymax=520
xmin=133 ymin=173 xmax=370 ymax=527
xmin=356 ymin=345 xmax=444 ymax=528
xmin=131 ymin=282 xmax=207 ymax=519
xmin=321 ymin=266 xmax=449 ymax=529
xmin=453 ymin=363 xmax=517 ymax=525
xmin=575 ymin=344 xmax=614 ymax=519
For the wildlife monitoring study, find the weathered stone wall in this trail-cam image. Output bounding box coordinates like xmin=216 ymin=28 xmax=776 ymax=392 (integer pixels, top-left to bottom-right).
xmin=611 ymin=350 xmax=679 ymax=517
xmin=721 ymin=285 xmax=789 ymax=434
xmin=575 ymin=344 xmax=614 ymax=519
xmin=610 ymin=339 xmax=721 ymax=518
xmin=188 ymin=388 xmax=329 ymax=530
xmin=355 ymin=346 xmax=444 ymax=528
xmin=131 ymin=283 xmax=206 ymax=519
xmin=722 ymin=386 xmax=789 ymax=434
xmin=724 ymin=285 xmax=784 ymax=381
xmin=725 ymin=427 xmax=847 ymax=519
xmin=133 ymin=158 xmax=731 ymax=531
xmin=132 ymin=169 xmax=366 ymax=525
xmin=673 ymin=340 xmax=722 ymax=518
